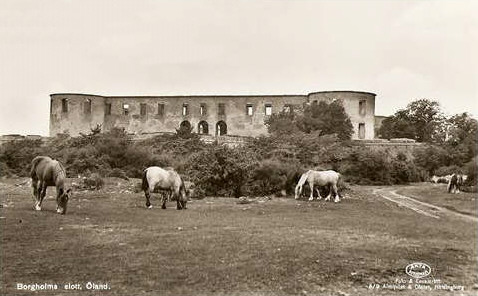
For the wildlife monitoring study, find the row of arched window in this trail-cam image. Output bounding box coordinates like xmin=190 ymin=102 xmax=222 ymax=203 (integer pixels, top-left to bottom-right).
xmin=180 ymin=120 xmax=227 ymax=135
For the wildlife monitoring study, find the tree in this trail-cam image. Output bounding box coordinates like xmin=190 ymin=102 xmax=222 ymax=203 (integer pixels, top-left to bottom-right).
xmin=378 ymin=99 xmax=446 ymax=143
xmin=407 ymin=99 xmax=447 ymax=142
xmin=265 ymin=100 xmax=353 ymax=140
xmin=378 ymin=110 xmax=416 ymax=140
xmin=264 ymin=112 xmax=300 ymax=135
xmin=447 ymin=113 xmax=478 ymax=146
xmin=445 ymin=112 xmax=478 ymax=165
xmin=297 ymin=101 xmax=353 ymax=140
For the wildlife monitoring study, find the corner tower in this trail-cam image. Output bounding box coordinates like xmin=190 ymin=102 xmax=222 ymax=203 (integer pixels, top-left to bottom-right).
xmin=307 ymin=91 xmax=376 ymax=140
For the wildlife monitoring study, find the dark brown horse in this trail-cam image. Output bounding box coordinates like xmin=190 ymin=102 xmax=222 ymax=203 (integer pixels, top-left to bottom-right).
xmin=30 ymin=156 xmax=71 ymax=214
xmin=447 ymin=173 xmax=464 ymax=194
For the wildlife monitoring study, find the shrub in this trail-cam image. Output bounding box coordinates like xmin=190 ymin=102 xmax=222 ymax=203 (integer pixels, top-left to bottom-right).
xmin=106 ymin=168 xmax=129 ymax=180
xmin=464 ymin=157 xmax=477 ymax=186
xmin=413 ymin=144 xmax=450 ymax=175
xmin=82 ymin=173 xmax=104 ymax=190
xmin=0 ymin=139 xmax=45 ymax=176
xmin=249 ymin=159 xmax=302 ymax=196
xmin=340 ymin=148 xmax=393 ymax=185
xmin=390 ymin=152 xmax=422 ymax=184
xmin=0 ymin=162 xmax=13 ymax=177
xmin=185 ymin=145 xmax=259 ymax=197
xmin=434 ymin=165 xmax=464 ymax=177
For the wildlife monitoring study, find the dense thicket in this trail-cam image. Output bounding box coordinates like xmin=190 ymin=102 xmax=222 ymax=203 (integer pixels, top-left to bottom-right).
xmin=1 ymin=100 xmax=476 ymax=196
xmin=0 ymin=128 xmax=447 ymax=197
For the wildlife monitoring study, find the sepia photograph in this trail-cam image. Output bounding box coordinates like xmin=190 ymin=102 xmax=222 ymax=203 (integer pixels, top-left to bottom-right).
xmin=1 ymin=0 xmax=477 ymax=295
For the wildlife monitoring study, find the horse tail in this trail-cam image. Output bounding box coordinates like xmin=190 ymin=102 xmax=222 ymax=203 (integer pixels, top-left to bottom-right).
xmin=336 ymin=172 xmax=344 ymax=198
xmin=30 ymin=156 xmax=44 ymax=179
xmin=141 ymin=169 xmax=149 ymax=192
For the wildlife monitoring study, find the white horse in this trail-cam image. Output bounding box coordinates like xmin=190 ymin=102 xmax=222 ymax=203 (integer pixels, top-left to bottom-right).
xmin=295 ymin=170 xmax=342 ymax=202
xmin=141 ymin=166 xmax=187 ymax=210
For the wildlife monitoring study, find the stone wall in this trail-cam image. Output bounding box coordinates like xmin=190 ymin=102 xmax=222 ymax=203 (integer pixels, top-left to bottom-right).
xmin=50 ymin=94 xmax=105 ymax=136
xmin=50 ymin=91 xmax=377 ymax=139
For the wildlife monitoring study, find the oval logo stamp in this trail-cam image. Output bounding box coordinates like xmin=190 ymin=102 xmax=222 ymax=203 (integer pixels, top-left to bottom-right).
xmin=405 ymin=262 xmax=431 ymax=279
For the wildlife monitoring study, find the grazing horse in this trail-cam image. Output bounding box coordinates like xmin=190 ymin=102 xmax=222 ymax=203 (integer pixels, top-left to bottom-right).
xmin=30 ymin=156 xmax=71 ymax=214
xmin=295 ymin=170 xmax=342 ymax=202
xmin=447 ymin=173 xmax=464 ymax=194
xmin=142 ymin=166 xmax=188 ymax=210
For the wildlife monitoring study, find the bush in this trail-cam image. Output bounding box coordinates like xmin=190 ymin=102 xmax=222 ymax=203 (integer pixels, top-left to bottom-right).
xmin=413 ymin=144 xmax=450 ymax=175
xmin=82 ymin=173 xmax=104 ymax=190
xmin=185 ymin=145 xmax=259 ymax=197
xmin=249 ymin=159 xmax=302 ymax=196
xmin=464 ymin=157 xmax=477 ymax=186
xmin=434 ymin=165 xmax=464 ymax=177
xmin=390 ymin=152 xmax=422 ymax=184
xmin=106 ymin=168 xmax=129 ymax=180
xmin=340 ymin=148 xmax=393 ymax=185
xmin=0 ymin=139 xmax=45 ymax=176
xmin=0 ymin=162 xmax=14 ymax=177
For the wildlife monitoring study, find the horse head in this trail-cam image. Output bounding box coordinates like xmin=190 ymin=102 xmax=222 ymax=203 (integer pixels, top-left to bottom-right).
xmin=57 ymin=188 xmax=72 ymax=215
xmin=184 ymin=181 xmax=195 ymax=199
xmin=177 ymin=180 xmax=188 ymax=209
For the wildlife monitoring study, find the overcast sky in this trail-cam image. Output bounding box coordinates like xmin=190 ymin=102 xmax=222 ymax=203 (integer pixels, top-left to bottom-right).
xmin=0 ymin=0 xmax=476 ymax=136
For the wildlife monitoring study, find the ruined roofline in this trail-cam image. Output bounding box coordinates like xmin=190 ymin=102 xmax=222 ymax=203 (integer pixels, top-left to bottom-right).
xmin=308 ymin=90 xmax=377 ymax=97
xmin=50 ymin=93 xmax=305 ymax=99
xmin=50 ymin=90 xmax=376 ymax=99
xmin=50 ymin=93 xmax=105 ymax=98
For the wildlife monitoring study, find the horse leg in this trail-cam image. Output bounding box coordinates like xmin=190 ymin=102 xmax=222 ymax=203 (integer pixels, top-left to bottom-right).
xmin=174 ymin=189 xmax=183 ymax=210
xmin=315 ymin=186 xmax=322 ymax=200
xmin=34 ymin=182 xmax=43 ymax=210
xmin=324 ymin=184 xmax=332 ymax=201
xmin=55 ymin=188 xmax=62 ymax=213
xmin=161 ymin=191 xmax=168 ymax=209
xmin=332 ymin=183 xmax=339 ymax=203
xmin=32 ymin=178 xmax=39 ymax=205
xmin=36 ymin=183 xmax=47 ymax=211
xmin=308 ymin=181 xmax=314 ymax=201
xmin=144 ymin=189 xmax=152 ymax=209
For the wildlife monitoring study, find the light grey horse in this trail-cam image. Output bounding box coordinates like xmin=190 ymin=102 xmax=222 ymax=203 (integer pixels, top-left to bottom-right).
xmin=141 ymin=166 xmax=188 ymax=210
xmin=295 ymin=170 xmax=342 ymax=202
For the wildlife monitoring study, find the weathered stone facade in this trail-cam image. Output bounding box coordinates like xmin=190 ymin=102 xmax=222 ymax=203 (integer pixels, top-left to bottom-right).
xmin=49 ymin=91 xmax=376 ymax=139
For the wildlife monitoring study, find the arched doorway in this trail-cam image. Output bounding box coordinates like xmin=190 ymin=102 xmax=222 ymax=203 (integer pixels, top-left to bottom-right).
xmin=216 ymin=121 xmax=227 ymax=136
xmin=198 ymin=121 xmax=209 ymax=134
xmin=178 ymin=120 xmax=192 ymax=133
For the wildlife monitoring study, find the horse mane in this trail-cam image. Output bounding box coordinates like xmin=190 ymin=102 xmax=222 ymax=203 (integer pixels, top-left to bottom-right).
xmin=53 ymin=161 xmax=66 ymax=180
xmin=297 ymin=170 xmax=311 ymax=187
xmin=295 ymin=170 xmax=311 ymax=197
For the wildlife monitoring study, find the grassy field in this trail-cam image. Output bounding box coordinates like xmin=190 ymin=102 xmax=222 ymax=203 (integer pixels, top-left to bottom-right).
xmin=1 ymin=178 xmax=477 ymax=295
